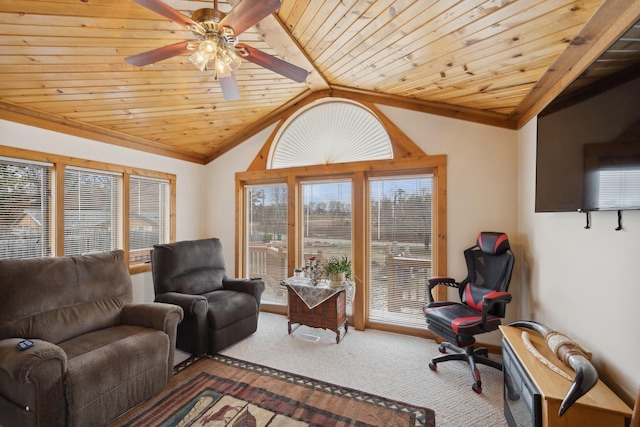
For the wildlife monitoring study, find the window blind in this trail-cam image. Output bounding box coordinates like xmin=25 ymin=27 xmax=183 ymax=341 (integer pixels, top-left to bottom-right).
xmin=129 ymin=175 xmax=169 ymax=265
xmin=245 ymin=184 xmax=288 ymax=305
xmin=369 ymin=175 xmax=433 ymax=328
xmin=64 ymin=167 xmax=121 ymax=255
xmin=301 ymin=179 xmax=353 ymax=313
xmin=0 ymin=158 xmax=52 ymax=259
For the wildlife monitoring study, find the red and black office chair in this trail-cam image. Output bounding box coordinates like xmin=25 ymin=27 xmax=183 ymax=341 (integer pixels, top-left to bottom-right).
xmin=423 ymin=231 xmax=514 ymax=393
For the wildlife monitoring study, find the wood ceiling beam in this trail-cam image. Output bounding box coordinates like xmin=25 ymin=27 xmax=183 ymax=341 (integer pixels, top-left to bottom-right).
xmin=513 ymin=0 xmax=640 ymax=128
xmin=204 ymin=84 xmax=519 ymax=164
xmin=329 ymin=86 xmax=517 ymax=130
xmin=228 ymin=0 xmax=329 ymax=92
xmin=0 ymin=100 xmax=207 ymax=164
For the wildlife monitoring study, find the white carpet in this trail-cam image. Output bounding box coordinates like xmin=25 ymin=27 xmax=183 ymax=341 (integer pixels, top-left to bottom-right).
xmin=216 ymin=312 xmax=508 ymax=427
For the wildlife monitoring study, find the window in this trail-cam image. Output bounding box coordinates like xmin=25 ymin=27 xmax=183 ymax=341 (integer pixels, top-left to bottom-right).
xmin=269 ymin=99 xmax=392 ymax=168
xmin=0 ymin=146 xmax=176 ymax=272
xmin=129 ymin=176 xmax=170 ymax=266
xmin=236 ymin=98 xmax=447 ymax=335
xmin=302 ymin=179 xmax=353 ymax=313
xmin=64 ymin=167 xmax=121 ymax=255
xmin=245 ymin=184 xmax=288 ymax=304
xmin=368 ymin=175 xmax=433 ymax=328
xmin=0 ymin=158 xmax=51 ymax=258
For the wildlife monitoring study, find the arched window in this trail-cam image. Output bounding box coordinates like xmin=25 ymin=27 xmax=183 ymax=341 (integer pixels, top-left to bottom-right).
xmin=237 ymin=97 xmax=447 ymax=334
xmin=268 ymin=99 xmax=393 ymax=169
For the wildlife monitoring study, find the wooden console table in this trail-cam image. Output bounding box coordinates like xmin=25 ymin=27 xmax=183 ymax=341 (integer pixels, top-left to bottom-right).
xmin=500 ymin=325 xmax=632 ymax=427
xmin=285 ymin=278 xmax=348 ymax=343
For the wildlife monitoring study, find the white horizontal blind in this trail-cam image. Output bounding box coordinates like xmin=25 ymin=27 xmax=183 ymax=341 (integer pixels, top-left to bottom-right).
xmin=269 ymin=101 xmax=392 ymax=169
xmin=245 ymin=184 xmax=288 ymax=305
xmin=0 ymin=159 xmax=52 ymax=259
xmin=369 ymin=175 xmax=433 ymax=328
xmin=64 ymin=167 xmax=121 ymax=255
xmin=301 ymin=179 xmax=353 ymax=313
xmin=129 ymin=176 xmax=169 ymax=265
xmin=597 ymin=167 xmax=640 ymax=209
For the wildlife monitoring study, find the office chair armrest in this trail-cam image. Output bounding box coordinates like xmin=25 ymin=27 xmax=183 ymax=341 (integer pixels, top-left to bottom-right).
xmin=426 ymin=276 xmax=458 ymax=303
xmin=481 ymin=291 xmax=512 ymax=327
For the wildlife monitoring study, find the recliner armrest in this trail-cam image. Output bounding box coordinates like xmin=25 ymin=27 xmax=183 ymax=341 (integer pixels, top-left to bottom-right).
xmin=121 ymin=302 xmax=184 ymax=379
xmin=121 ymin=302 xmax=184 ymax=332
xmin=0 ymin=338 xmax=67 ymax=383
xmin=426 ymin=276 xmax=459 ymax=303
xmin=223 ymin=278 xmax=265 ymax=303
xmin=155 ymin=291 xmax=208 ymax=316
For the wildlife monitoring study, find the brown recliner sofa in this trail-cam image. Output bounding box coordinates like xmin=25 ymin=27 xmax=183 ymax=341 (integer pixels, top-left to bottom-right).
xmin=0 ymin=250 xmax=184 ymax=427
xmin=151 ymin=238 xmax=265 ymax=356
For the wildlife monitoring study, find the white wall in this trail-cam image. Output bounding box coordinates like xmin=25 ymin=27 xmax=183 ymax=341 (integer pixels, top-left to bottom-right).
xmin=203 ymin=124 xmax=277 ymax=274
xmin=0 ymin=119 xmax=206 ymax=302
xmin=379 ymin=106 xmax=519 ymax=346
xmin=517 ymin=118 xmax=639 ymax=405
xmin=205 ymin=104 xmax=519 ymax=346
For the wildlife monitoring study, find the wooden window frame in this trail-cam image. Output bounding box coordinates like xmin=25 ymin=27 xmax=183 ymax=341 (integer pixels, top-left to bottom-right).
xmin=0 ymin=145 xmax=176 ymax=274
xmin=235 ymin=155 xmax=447 ymax=336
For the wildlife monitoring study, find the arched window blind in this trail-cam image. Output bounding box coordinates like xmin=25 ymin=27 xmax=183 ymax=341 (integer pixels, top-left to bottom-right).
xmin=269 ymin=100 xmax=393 ymax=169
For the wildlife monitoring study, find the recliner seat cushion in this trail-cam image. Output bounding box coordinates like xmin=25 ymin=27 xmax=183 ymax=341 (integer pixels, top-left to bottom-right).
xmin=205 ymin=290 xmax=259 ymax=330
xmin=60 ymin=325 xmax=169 ymax=426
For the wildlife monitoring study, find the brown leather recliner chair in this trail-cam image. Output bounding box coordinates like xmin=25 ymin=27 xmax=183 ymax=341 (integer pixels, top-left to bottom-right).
xmin=151 ymin=238 xmax=265 ymax=356
xmin=0 ymin=250 xmax=184 ymax=427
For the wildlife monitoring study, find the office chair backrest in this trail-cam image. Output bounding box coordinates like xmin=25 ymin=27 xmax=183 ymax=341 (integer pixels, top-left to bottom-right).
xmin=459 ymin=232 xmax=514 ymax=318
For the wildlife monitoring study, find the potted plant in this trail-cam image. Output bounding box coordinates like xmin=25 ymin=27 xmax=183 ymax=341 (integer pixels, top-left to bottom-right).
xmin=323 ymin=255 xmax=352 ymax=286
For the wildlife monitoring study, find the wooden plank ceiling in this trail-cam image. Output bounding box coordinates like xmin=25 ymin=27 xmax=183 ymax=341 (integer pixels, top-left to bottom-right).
xmin=1 ymin=0 xmax=640 ymax=164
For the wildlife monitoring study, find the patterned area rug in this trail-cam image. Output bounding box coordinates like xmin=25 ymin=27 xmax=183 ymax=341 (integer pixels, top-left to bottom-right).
xmin=110 ymin=354 xmax=435 ymax=426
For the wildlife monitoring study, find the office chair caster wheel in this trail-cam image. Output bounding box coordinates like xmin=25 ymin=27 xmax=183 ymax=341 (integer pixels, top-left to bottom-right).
xmin=438 ymin=344 xmax=447 ymax=353
xmin=429 ymin=362 xmax=437 ymax=371
xmin=472 ymin=383 xmax=482 ymax=394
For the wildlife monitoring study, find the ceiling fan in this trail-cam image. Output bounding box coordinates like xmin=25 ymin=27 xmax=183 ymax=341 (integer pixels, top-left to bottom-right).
xmin=125 ymin=0 xmax=309 ymax=101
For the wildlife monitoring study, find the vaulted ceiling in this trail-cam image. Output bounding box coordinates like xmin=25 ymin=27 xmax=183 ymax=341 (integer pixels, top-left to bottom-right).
xmin=1 ymin=0 xmax=640 ymax=164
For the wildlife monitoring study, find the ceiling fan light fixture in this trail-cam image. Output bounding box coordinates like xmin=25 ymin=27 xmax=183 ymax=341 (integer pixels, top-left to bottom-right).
xmin=127 ymin=0 xmax=307 ymax=99
xmin=212 ymin=50 xmax=239 ymax=78
xmin=189 ymin=36 xmax=241 ymax=77
xmin=189 ymin=49 xmax=209 ymax=71
xmin=189 ymin=40 xmax=216 ymax=71
xmin=221 ymin=48 xmax=242 ymax=69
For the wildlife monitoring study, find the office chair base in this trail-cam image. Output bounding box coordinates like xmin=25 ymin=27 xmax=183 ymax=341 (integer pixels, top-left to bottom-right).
xmin=428 ymin=341 xmax=503 ymax=394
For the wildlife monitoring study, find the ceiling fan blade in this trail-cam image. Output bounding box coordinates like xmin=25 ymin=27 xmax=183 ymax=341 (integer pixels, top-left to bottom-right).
xmin=132 ymin=0 xmax=203 ymax=31
xmin=220 ymin=73 xmax=241 ymax=101
xmin=220 ymin=0 xmax=281 ymax=36
xmin=237 ymin=44 xmax=308 ymax=83
xmin=125 ymin=41 xmax=192 ymax=67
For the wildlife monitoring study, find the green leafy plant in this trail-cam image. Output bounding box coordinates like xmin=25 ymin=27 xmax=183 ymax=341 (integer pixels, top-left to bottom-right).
xmin=322 ymin=255 xmax=352 ymax=281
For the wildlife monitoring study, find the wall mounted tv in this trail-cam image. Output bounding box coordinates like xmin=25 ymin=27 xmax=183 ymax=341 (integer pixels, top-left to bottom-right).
xmin=536 ymin=67 xmax=640 ymax=212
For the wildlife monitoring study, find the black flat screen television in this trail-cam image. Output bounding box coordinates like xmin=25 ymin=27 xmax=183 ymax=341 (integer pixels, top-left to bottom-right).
xmin=536 ymin=67 xmax=640 ymax=212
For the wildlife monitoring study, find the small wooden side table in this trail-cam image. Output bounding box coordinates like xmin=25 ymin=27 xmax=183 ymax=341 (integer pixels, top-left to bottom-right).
xmin=285 ymin=278 xmax=348 ymax=343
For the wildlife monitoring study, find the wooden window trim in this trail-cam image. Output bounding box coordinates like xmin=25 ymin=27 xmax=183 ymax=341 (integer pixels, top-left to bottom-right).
xmin=236 ymin=155 xmax=447 ymax=334
xmin=0 ymin=145 xmax=176 ymax=274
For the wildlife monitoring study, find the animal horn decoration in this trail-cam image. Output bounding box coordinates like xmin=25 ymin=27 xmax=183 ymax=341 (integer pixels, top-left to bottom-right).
xmin=509 ymin=320 xmax=598 ymax=416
